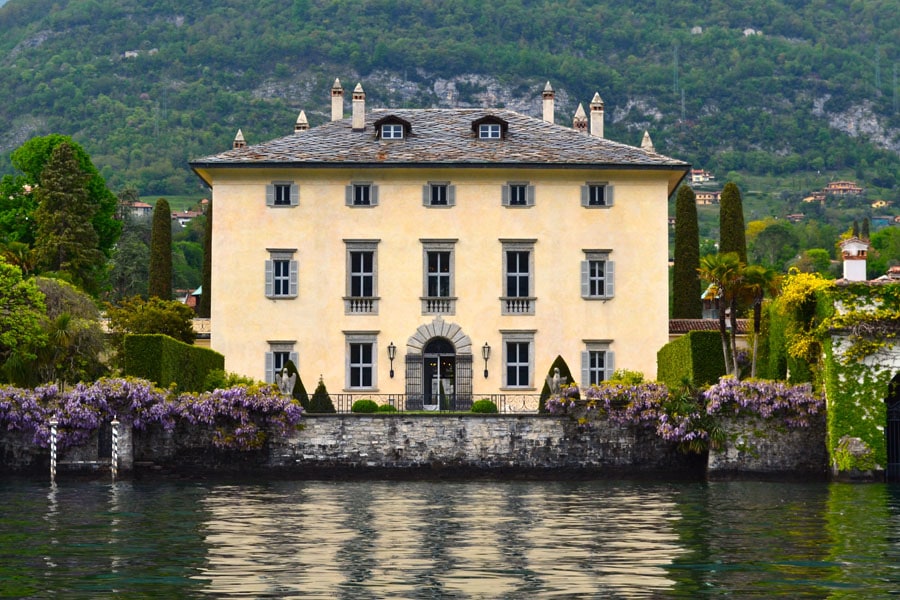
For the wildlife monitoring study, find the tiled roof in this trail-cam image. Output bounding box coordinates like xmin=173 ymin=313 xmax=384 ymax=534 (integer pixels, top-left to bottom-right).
xmin=190 ymin=109 xmax=688 ymax=170
xmin=669 ymin=319 xmax=750 ymax=334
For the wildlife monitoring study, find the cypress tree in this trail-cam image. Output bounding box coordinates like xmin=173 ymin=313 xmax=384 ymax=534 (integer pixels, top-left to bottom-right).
xmin=672 ymin=185 xmax=702 ymax=318
xmin=861 ymin=217 xmax=870 ymax=240
xmin=148 ymin=198 xmax=172 ymax=299
xmin=309 ymin=376 xmax=336 ymax=413
xmin=198 ymin=199 xmax=212 ymax=317
xmin=718 ymin=182 xmax=747 ymax=263
xmin=33 ymin=142 xmax=105 ymax=294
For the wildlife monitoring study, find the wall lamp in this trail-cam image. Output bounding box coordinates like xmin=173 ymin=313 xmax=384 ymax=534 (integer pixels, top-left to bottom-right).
xmin=482 ymin=342 xmax=491 ymax=378
xmin=387 ymin=341 xmax=397 ymax=378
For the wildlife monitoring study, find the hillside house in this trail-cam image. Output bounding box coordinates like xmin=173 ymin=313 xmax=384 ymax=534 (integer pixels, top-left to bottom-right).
xmin=695 ymin=190 xmax=721 ymax=205
xmin=190 ymin=80 xmax=689 ymax=408
xmin=824 ymin=180 xmax=864 ymax=196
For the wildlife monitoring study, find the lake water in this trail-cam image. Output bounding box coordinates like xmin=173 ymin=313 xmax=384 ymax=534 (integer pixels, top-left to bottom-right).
xmin=1 ymin=477 xmax=899 ymax=598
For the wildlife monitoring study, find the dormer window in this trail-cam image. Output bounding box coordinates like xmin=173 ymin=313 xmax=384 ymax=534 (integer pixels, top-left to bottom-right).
xmin=374 ymin=115 xmax=411 ymax=140
xmin=381 ymin=124 xmax=404 ymax=139
xmin=472 ymin=116 xmax=509 ymax=140
xmin=479 ymin=124 xmax=501 ymax=139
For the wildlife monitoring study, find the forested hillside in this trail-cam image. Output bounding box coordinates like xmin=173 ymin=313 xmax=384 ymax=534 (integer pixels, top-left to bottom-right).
xmin=1 ymin=0 xmax=900 ymax=200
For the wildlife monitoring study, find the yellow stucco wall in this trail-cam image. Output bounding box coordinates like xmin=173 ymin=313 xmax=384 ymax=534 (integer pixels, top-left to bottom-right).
xmin=208 ymin=166 xmax=673 ymax=394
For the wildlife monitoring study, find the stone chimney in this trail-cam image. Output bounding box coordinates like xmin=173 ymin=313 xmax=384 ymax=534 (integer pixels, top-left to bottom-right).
xmin=233 ymin=129 xmax=246 ymax=149
xmin=590 ymin=92 xmax=604 ymax=138
xmin=641 ymin=131 xmax=654 ymax=152
xmin=294 ymin=110 xmax=309 ymax=133
xmin=331 ymin=78 xmax=344 ymax=121
xmin=352 ymin=83 xmax=366 ymax=131
xmin=840 ymin=237 xmax=870 ymax=282
xmin=542 ymin=81 xmax=554 ymax=124
xmin=573 ymin=103 xmax=587 ymax=134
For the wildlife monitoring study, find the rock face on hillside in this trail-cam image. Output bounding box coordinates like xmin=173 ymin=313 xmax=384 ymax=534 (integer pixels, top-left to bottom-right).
xmin=814 ymin=96 xmax=900 ymax=154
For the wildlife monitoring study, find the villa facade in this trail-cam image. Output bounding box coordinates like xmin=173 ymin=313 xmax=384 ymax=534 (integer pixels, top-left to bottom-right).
xmin=190 ymin=81 xmax=688 ymax=408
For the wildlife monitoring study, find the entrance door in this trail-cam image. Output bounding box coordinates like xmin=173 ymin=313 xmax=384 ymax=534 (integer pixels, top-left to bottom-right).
xmin=887 ymin=374 xmax=900 ymax=482
xmin=423 ymin=338 xmax=455 ymax=410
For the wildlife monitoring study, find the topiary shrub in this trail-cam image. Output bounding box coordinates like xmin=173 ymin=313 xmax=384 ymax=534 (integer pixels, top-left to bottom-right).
xmin=376 ymin=404 xmax=398 ymax=413
xmin=282 ymin=360 xmax=309 ymax=410
xmin=351 ymin=399 xmax=378 ymax=413
xmin=308 ymin=376 xmax=336 ymax=413
xmin=471 ymin=399 xmax=498 ymax=414
xmin=203 ymin=369 xmax=257 ymax=391
xmin=538 ymin=355 xmax=579 ymax=413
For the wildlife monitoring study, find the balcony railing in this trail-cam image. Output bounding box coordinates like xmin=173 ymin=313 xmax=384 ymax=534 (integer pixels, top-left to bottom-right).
xmin=421 ymin=296 xmax=456 ymax=315
xmin=501 ymin=296 xmax=535 ymax=315
xmin=321 ymin=394 xmax=542 ymax=414
xmin=344 ymin=296 xmax=379 ymax=314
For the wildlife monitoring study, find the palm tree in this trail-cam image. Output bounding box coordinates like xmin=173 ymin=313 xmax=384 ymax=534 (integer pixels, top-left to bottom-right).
xmin=741 ymin=265 xmax=781 ymax=378
xmin=698 ymin=252 xmax=744 ymax=377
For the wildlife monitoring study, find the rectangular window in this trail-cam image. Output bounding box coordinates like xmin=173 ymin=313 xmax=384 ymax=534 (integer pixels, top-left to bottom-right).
xmin=266 ymin=182 xmax=298 ymax=207
xmin=501 ymin=240 xmax=536 ymax=315
xmin=265 ymin=249 xmax=298 ymax=299
xmin=265 ymin=342 xmax=297 ymax=384
xmin=344 ymin=240 xmax=380 ymax=314
xmin=502 ymin=331 xmax=535 ymax=389
xmin=345 ymin=331 xmax=378 ymax=390
xmin=381 ymin=124 xmax=403 ymax=139
xmin=581 ymin=251 xmax=614 ymax=299
xmin=423 ymin=182 xmax=455 ymax=207
xmin=421 ymin=239 xmax=457 ymax=315
xmin=502 ymin=183 xmax=535 ymax=207
xmin=346 ymin=182 xmax=378 ymax=207
xmin=581 ymin=183 xmax=614 ymax=208
xmin=582 ymin=343 xmax=615 ymax=387
xmin=479 ymin=123 xmax=501 ymax=139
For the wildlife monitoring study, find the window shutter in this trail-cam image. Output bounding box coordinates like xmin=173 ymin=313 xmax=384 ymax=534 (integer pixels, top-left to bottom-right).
xmin=581 ymin=351 xmax=589 ymax=388
xmin=290 ymin=352 xmax=299 ymax=369
xmin=605 ymin=261 xmax=615 ymax=298
xmin=448 ymin=185 xmax=456 ymax=207
xmin=345 ymin=185 xmax=353 ymax=206
xmin=526 ymin=185 xmax=535 ymax=206
xmin=580 ymin=185 xmax=589 ymax=207
xmin=266 ymin=184 xmax=275 ymax=207
xmin=290 ymin=184 xmax=299 ymax=206
xmin=501 ymin=184 xmax=510 ymax=206
xmin=580 ymin=261 xmax=590 ymax=297
xmin=371 ymin=185 xmax=379 ymax=206
xmin=265 ymin=260 xmax=274 ymax=297
xmin=605 ymin=351 xmax=615 ymax=381
xmin=606 ymin=185 xmax=614 ymax=207
xmin=422 ymin=184 xmax=430 ymax=206
xmin=289 ymin=260 xmax=299 ymax=297
xmin=265 ymin=352 xmax=274 ymax=383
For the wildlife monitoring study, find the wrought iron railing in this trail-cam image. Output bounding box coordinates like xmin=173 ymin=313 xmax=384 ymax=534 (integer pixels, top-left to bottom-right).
xmin=322 ymin=393 xmax=542 ymax=414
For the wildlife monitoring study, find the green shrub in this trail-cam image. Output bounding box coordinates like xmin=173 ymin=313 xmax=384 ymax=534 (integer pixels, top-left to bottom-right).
xmin=203 ymin=369 xmax=257 ymax=391
xmin=657 ymin=331 xmax=725 ymax=389
xmin=376 ymin=404 xmax=398 ymax=413
xmin=471 ymin=399 xmax=498 ymax=413
xmin=123 ymin=333 xmax=224 ymax=392
xmin=351 ymin=399 xmax=378 ymax=413
xmin=308 ymin=377 xmax=336 ymax=413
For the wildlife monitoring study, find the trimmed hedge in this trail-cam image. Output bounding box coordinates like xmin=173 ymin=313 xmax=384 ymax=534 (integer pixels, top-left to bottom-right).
xmin=657 ymin=330 xmax=725 ymax=389
xmin=124 ymin=334 xmax=224 ymax=392
xmin=351 ymin=399 xmax=378 ymax=413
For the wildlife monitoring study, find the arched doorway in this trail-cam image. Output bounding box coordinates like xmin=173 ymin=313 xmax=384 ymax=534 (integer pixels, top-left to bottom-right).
xmin=424 ymin=338 xmax=455 ymax=410
xmin=886 ymin=373 xmax=900 ymax=482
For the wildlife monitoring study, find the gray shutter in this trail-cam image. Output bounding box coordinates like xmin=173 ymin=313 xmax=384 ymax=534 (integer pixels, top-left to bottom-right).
xmin=345 ymin=185 xmax=353 ymax=206
xmin=606 ymin=185 xmax=614 ymax=207
xmin=580 ymin=261 xmax=590 ymax=297
xmin=266 ymin=184 xmax=275 ymax=207
xmin=581 ymin=351 xmax=589 ymax=388
xmin=290 ymin=352 xmax=299 ymax=370
xmin=265 ymin=352 xmax=274 ymax=383
xmin=422 ymin=184 xmax=430 ymax=206
xmin=501 ymin=184 xmax=510 ymax=206
xmin=580 ymin=185 xmax=589 ymax=207
xmin=526 ymin=185 xmax=535 ymax=206
xmin=371 ymin=185 xmax=379 ymax=206
xmin=290 ymin=183 xmax=299 ymax=206
xmin=605 ymin=260 xmax=615 ymax=298
xmin=448 ymin=185 xmax=456 ymax=207
xmin=289 ymin=259 xmax=299 ymax=297
xmin=265 ymin=259 xmax=274 ymax=297
xmin=605 ymin=351 xmax=615 ymax=381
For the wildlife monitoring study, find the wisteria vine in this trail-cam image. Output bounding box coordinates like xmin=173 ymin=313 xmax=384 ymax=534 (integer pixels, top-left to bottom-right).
xmin=0 ymin=377 xmax=303 ymax=451
xmin=547 ymin=377 xmax=824 ymax=453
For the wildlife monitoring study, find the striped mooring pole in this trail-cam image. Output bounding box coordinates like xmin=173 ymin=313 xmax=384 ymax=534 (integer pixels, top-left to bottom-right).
xmin=111 ymin=417 xmax=119 ymax=481
xmin=49 ymin=416 xmax=58 ymax=483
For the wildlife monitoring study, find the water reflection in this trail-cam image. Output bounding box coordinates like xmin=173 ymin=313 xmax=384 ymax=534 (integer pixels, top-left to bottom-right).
xmin=2 ymin=479 xmax=900 ymax=598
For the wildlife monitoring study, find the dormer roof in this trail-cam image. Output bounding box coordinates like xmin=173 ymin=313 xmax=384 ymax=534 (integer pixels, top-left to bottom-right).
xmin=470 ymin=114 xmax=509 ymax=137
xmin=373 ymin=114 xmax=412 ymax=138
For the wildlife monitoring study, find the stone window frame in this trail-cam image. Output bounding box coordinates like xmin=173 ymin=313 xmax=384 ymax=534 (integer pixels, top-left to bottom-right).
xmin=266 ymin=181 xmax=299 ymax=207
xmin=582 ymin=340 xmax=615 ymax=387
xmin=502 ymin=182 xmax=535 ymax=207
xmin=265 ymin=340 xmax=297 ymax=384
xmin=345 ymin=181 xmax=379 ymax=207
xmin=344 ymin=239 xmax=380 ymax=314
xmin=501 ymin=239 xmax=536 ymax=315
xmin=501 ymin=330 xmax=536 ymax=390
xmin=581 ymin=182 xmax=614 ymax=208
xmin=265 ymin=248 xmax=298 ymax=299
xmin=421 ymin=239 xmax=457 ymax=315
xmin=581 ymin=249 xmax=615 ymax=300
xmin=344 ymin=330 xmax=379 ymax=391
xmin=423 ymin=181 xmax=456 ymax=208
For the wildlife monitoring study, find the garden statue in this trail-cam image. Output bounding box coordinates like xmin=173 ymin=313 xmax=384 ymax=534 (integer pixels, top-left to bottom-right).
xmin=277 ymin=367 xmax=296 ymax=396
